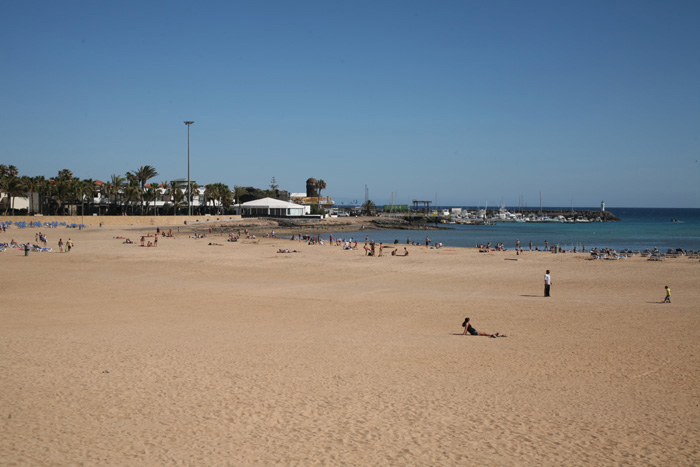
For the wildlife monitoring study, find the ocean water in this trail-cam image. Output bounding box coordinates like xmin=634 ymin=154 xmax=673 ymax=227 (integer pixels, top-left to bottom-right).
xmin=329 ymin=208 xmax=700 ymax=252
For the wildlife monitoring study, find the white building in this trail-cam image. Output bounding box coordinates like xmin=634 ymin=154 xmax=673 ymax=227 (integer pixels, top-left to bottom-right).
xmin=235 ymin=197 xmax=310 ymax=217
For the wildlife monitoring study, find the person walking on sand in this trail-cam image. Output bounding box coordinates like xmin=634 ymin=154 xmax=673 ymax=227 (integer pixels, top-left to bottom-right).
xmin=461 ymin=317 xmax=499 ymax=338
xmin=58 ymin=238 xmax=63 ymax=252
xmin=66 ymin=238 xmax=73 ymax=252
xmin=663 ymin=285 xmax=671 ymax=303
xmin=544 ymin=270 xmax=552 ymax=297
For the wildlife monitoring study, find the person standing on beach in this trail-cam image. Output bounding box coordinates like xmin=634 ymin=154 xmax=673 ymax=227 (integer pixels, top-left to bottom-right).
xmin=544 ymin=270 xmax=552 ymax=297
xmin=663 ymin=285 xmax=671 ymax=303
xmin=529 ymin=240 xmax=533 ymax=251
xmin=66 ymin=238 xmax=73 ymax=252
xmin=425 ymin=236 xmax=430 ymax=247
xmin=58 ymin=238 xmax=63 ymax=252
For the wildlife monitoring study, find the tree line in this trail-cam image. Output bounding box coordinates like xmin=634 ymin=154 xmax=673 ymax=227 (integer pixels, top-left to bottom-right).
xmin=0 ymin=164 xmax=273 ymax=216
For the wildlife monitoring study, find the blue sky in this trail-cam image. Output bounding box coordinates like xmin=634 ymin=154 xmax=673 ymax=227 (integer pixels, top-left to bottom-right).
xmin=2 ymin=1 xmax=699 ymax=207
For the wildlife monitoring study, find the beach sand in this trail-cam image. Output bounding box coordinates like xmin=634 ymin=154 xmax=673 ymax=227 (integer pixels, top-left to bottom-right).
xmin=2 ymin=222 xmax=699 ymax=465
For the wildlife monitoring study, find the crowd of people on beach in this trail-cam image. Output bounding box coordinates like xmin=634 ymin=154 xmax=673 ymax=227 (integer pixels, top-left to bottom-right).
xmin=3 ymin=221 xmax=681 ymax=343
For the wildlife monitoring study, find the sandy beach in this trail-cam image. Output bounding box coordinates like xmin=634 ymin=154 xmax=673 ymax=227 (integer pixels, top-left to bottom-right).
xmin=2 ymin=219 xmax=699 ymax=465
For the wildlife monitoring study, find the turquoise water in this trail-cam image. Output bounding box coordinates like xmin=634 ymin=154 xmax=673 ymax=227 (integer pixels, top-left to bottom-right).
xmin=329 ymin=208 xmax=700 ymax=252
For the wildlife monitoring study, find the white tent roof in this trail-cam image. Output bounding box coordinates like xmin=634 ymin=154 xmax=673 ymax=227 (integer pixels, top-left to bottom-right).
xmin=240 ymin=197 xmax=303 ymax=209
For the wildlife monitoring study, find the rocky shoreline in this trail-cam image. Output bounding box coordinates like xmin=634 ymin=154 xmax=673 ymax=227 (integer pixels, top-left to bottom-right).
xmin=192 ymin=216 xmax=442 ymax=236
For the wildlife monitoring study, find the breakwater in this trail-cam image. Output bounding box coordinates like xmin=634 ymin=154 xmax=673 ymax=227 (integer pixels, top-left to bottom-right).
xmin=520 ymin=210 xmax=619 ymax=221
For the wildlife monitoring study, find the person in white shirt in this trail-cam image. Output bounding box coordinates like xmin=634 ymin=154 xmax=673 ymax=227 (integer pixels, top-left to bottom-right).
xmin=544 ymin=270 xmax=552 ymax=297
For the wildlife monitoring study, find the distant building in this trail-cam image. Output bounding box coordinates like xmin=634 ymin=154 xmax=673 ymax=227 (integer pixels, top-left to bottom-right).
xmin=289 ymin=178 xmax=334 ymax=207
xmin=235 ymin=197 xmax=310 ymax=218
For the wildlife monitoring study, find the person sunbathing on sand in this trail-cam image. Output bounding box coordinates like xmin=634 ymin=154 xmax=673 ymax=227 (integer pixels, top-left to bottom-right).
xmin=461 ymin=317 xmax=500 ymax=338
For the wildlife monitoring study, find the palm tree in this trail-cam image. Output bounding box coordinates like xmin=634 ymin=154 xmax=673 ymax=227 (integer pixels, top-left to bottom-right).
xmin=143 ymin=185 xmax=159 ymax=215
xmin=1 ymin=165 xmax=21 ymax=215
xmin=188 ymin=181 xmax=200 ymax=214
xmin=101 ymin=181 xmax=114 ymax=214
xmin=49 ymin=169 xmax=74 ymax=214
xmin=126 ymin=165 xmax=158 ymax=214
xmin=205 ymin=183 xmax=232 ymax=213
xmin=172 ymin=187 xmax=186 ymax=215
xmin=122 ymin=185 xmax=140 ymax=215
xmin=203 ymin=184 xmax=215 ymax=213
xmin=35 ymin=176 xmax=50 ymax=215
xmin=0 ymin=166 xmax=7 ymax=214
xmin=4 ymin=176 xmax=25 ymax=215
xmin=234 ymin=185 xmax=247 ymax=206
xmin=317 ymin=179 xmax=327 ymax=214
xmin=57 ymin=169 xmax=73 ymax=181
xmin=83 ymin=179 xmax=98 ymax=215
xmin=25 ymin=175 xmax=47 ymax=215
xmin=217 ymin=184 xmax=233 ymax=210
xmin=6 ymin=165 xmax=19 ymax=178
xmin=109 ymin=174 xmax=125 ymax=213
xmin=74 ymin=179 xmax=96 ymax=217
xmin=66 ymin=178 xmax=85 ymax=216
xmin=159 ymin=181 xmax=172 ymax=215
xmin=362 ymin=199 xmax=377 ymax=216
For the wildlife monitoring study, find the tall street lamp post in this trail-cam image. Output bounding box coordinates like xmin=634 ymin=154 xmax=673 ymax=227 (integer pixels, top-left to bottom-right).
xmin=184 ymin=121 xmax=194 ymax=216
